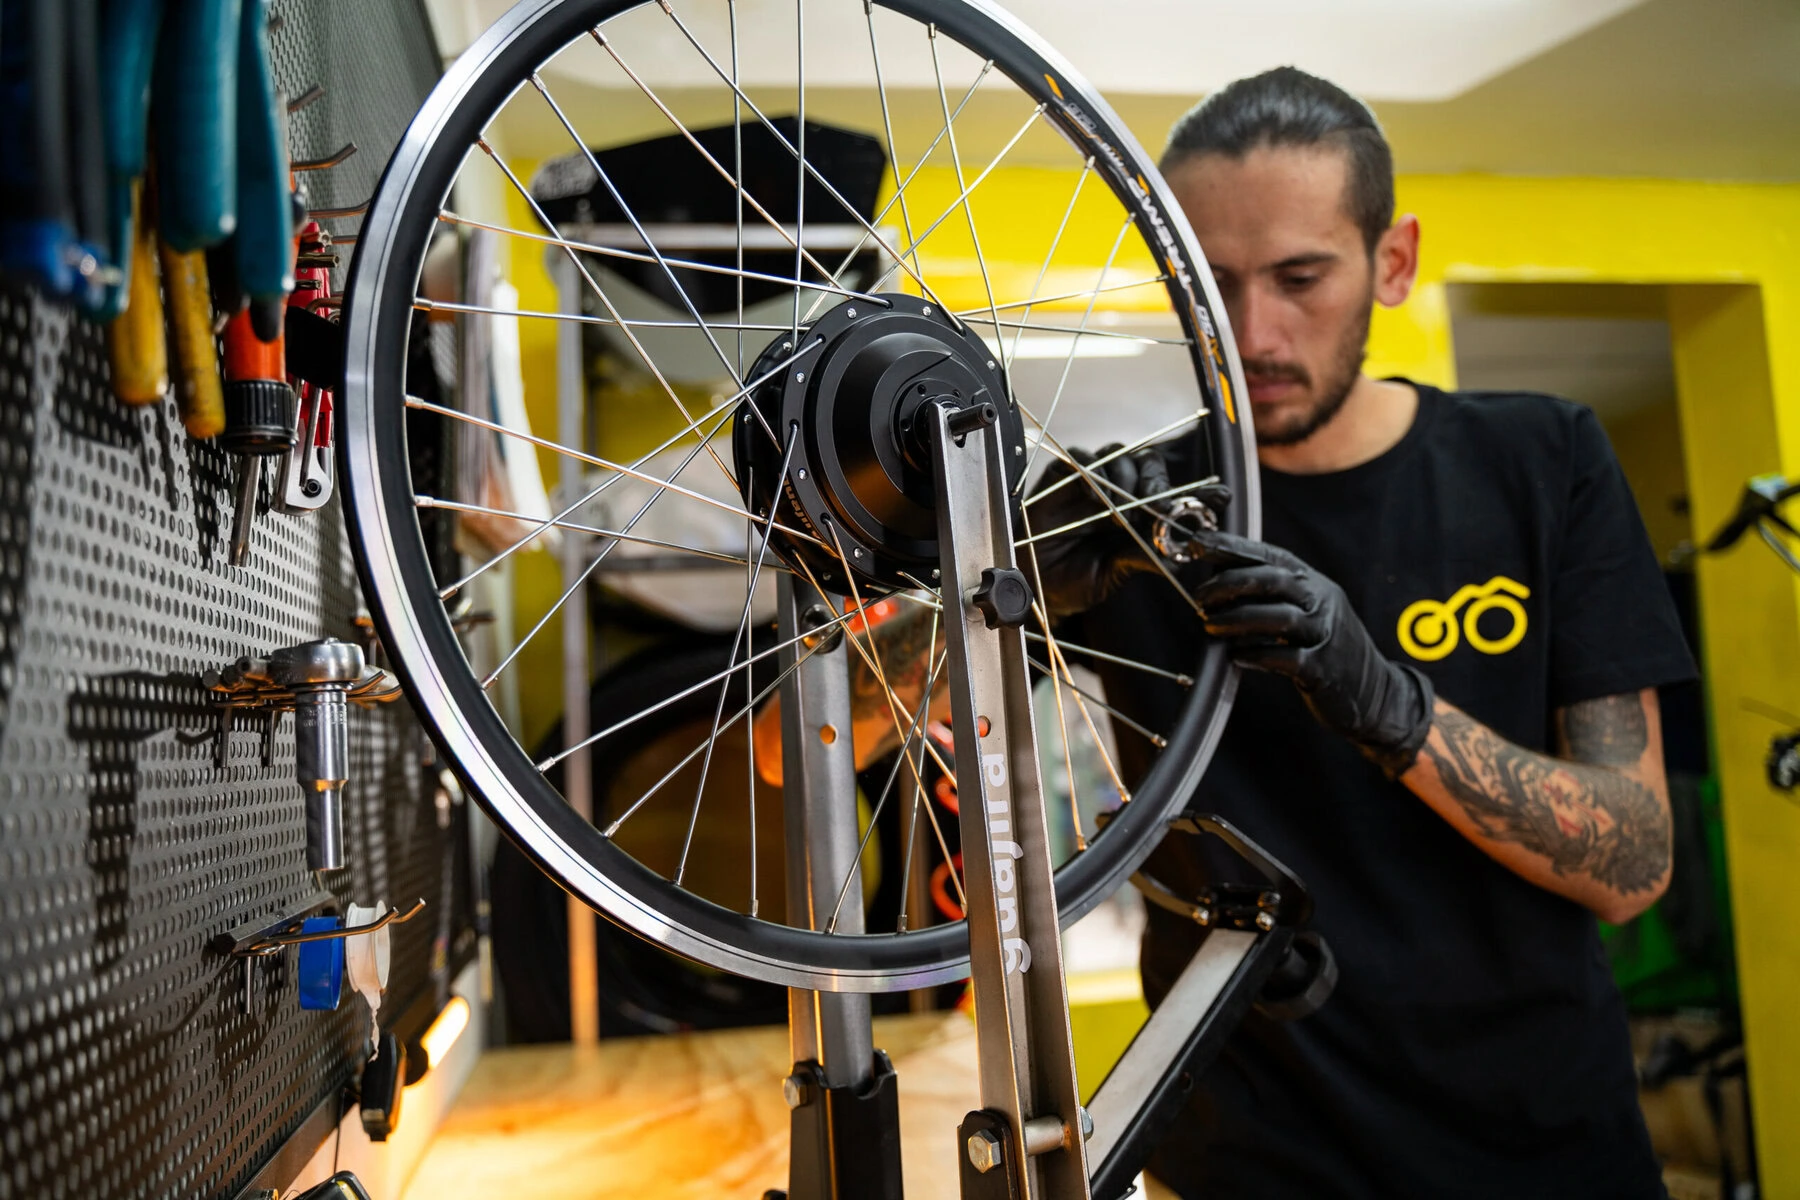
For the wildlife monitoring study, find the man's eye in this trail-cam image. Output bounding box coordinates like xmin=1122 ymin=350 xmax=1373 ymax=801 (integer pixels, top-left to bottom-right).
xmin=1279 ymin=274 xmax=1320 ymax=291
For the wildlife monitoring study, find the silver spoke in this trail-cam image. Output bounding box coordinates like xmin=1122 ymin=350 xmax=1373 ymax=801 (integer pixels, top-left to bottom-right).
xmin=434 ymin=339 xmax=821 ymax=599
xmin=928 ymin=23 xmax=1006 ymax=381
xmin=585 ymin=28 xmax=853 ymax=297
xmin=860 ymin=101 xmax=1047 ymax=295
xmin=1024 ymin=630 xmax=1193 ymax=686
xmin=960 ymin=275 xmax=1170 ymax=315
xmin=1019 ymin=214 xmax=1136 ymax=488
xmin=825 ymin=642 xmax=946 ymax=934
xmin=800 ymin=59 xmax=993 ymax=327
xmin=530 ymin=71 xmax=745 ymax=387
xmin=416 ymin=495 xmax=764 ymax=572
xmin=658 ymin=0 xmax=959 ymax=322
xmin=405 ymin=389 xmax=825 ymax=547
xmin=1035 ymin=608 xmax=1135 ymax=810
xmin=864 ymin=0 xmax=919 ymax=283
xmin=480 ymin=403 xmax=738 ymax=689
xmin=416 ymin=297 xmax=793 ymax=332
xmin=1005 ymin=157 xmax=1094 ymax=370
xmin=601 ymin=632 xmax=830 ymax=839
xmin=731 ymin=0 xmax=745 ymax=377
xmin=1015 ymin=497 xmax=1087 ymax=847
xmin=676 ymin=427 xmax=798 ymax=887
xmin=549 ymin=602 xmax=866 ymax=776
xmin=804 ymin=525 xmax=965 ymax=907
xmin=438 ymin=211 xmax=887 ymax=307
xmin=1018 ymin=407 xmax=1208 ymax=615
xmin=792 ymin=0 xmax=805 ymax=345
xmin=980 ymin=319 xmax=1188 ymax=347
xmin=477 ymin=138 xmax=754 ymax=486
xmin=1016 ymin=475 xmax=1223 ymax=543
xmin=1027 ymin=652 xmax=1165 ymax=749
xmin=1023 ymin=411 xmax=1208 ymax=508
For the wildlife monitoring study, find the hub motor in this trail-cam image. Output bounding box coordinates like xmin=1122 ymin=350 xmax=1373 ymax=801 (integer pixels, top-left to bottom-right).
xmin=733 ymin=293 xmax=1027 ymax=593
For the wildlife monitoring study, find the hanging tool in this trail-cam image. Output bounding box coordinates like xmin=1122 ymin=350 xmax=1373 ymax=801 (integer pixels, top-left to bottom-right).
xmin=98 ymin=0 xmax=168 ymax=310
xmin=106 ymin=180 xmax=168 ymax=403
xmin=220 ymin=304 xmax=297 ymax=564
xmin=0 ymin=0 xmax=112 ymax=302
xmin=233 ymin=0 xmax=293 ymax=340
xmin=204 ymin=639 xmax=403 ymax=872
xmin=160 ymin=238 xmax=226 ymax=436
xmin=152 ymin=0 xmax=241 ymax=252
xmin=278 ymin=222 xmax=337 ymax=512
xmin=97 ymin=0 xmax=170 ymax=395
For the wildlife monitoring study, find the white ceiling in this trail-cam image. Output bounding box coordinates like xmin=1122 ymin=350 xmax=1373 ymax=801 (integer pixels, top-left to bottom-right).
xmin=426 ymin=0 xmax=1648 ymax=102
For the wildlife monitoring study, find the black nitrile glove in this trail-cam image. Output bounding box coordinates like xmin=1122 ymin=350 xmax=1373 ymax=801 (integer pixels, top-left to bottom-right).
xmin=1022 ymin=444 xmax=1229 ymax=619
xmin=1187 ymin=531 xmax=1435 ymax=779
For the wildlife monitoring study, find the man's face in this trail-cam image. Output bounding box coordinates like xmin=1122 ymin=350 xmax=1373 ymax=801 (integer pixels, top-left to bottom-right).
xmin=1164 ymin=145 xmax=1375 ymax=447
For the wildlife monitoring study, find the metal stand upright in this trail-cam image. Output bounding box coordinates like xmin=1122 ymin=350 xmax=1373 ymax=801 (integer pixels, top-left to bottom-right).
xmin=767 ymin=573 xmax=905 ymax=1200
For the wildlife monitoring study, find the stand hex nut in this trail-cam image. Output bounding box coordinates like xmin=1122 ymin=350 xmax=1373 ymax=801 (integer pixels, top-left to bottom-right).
xmin=782 ymin=1073 xmax=813 ymax=1110
xmin=966 ymin=1128 xmax=1003 ymax=1173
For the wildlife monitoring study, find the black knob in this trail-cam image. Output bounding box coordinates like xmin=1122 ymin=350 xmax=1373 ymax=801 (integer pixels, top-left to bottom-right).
xmin=972 ymin=567 xmax=1033 ymax=629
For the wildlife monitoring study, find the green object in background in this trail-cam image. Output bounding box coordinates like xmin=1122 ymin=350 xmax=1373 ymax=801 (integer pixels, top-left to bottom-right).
xmin=1602 ymin=773 xmax=1737 ymax=1012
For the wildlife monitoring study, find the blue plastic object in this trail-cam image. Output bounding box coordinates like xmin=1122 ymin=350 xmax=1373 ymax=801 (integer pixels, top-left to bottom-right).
xmin=296 ymin=915 xmax=345 ymax=1011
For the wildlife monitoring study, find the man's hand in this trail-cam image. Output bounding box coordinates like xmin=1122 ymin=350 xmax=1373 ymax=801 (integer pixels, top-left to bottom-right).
xmin=1023 ymin=445 xmax=1227 ymax=618
xmin=1188 ymin=531 xmax=1435 ymax=779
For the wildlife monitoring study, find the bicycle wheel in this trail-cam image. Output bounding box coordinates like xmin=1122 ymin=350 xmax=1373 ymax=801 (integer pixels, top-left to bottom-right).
xmin=341 ymin=0 xmax=1255 ymax=991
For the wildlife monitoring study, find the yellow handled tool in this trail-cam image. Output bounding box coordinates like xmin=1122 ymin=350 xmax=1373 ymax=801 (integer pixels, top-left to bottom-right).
xmin=158 ymin=234 xmax=224 ymax=438
xmin=105 ymin=181 xmax=168 ymax=404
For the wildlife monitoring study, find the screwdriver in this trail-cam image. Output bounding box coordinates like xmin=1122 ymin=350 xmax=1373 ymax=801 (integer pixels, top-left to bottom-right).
xmin=160 ymin=235 xmax=225 ymax=437
xmin=107 ymin=180 xmax=168 ymax=404
xmin=220 ymin=304 xmax=297 ymax=566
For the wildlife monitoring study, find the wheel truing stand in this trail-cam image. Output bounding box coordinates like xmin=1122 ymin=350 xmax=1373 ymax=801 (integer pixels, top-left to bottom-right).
xmin=762 ymin=395 xmax=1334 ymax=1199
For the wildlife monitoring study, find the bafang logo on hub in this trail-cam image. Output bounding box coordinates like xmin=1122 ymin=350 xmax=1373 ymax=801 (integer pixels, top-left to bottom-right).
xmin=1396 ymin=577 xmax=1531 ymax=662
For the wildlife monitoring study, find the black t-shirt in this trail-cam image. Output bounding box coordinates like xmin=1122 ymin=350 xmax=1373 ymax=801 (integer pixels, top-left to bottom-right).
xmin=1111 ymin=384 xmax=1696 ymax=1198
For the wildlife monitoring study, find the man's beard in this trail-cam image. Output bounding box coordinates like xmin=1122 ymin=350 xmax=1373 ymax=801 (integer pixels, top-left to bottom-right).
xmin=1244 ymin=301 xmax=1371 ymax=448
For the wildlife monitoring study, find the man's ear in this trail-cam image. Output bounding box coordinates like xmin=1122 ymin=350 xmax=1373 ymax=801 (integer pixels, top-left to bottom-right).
xmin=1374 ymin=214 xmax=1420 ymax=308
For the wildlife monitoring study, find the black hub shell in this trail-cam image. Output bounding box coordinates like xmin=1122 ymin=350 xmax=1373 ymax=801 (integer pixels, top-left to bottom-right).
xmin=734 ymin=293 xmax=1026 ymax=593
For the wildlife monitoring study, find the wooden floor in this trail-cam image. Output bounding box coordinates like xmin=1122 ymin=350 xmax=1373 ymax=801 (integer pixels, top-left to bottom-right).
xmin=402 ymin=1010 xmax=1174 ymax=1199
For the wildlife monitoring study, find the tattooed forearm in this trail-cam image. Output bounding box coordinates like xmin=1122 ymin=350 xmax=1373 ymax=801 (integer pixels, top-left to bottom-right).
xmin=1561 ymin=693 xmax=1648 ymax=766
xmin=849 ymin=604 xmax=941 ymax=716
xmin=1419 ymin=700 xmax=1671 ymax=898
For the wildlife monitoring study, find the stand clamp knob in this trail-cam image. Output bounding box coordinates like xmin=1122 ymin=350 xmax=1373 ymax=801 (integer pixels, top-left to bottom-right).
xmin=972 ymin=567 xmax=1033 ymax=629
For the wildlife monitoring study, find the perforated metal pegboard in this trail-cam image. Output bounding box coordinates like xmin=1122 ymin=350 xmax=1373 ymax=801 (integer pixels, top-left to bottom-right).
xmin=0 ymin=3 xmax=466 ymax=1198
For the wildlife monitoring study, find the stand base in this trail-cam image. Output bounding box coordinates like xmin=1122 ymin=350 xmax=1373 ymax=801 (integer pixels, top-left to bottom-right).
xmin=764 ymin=1050 xmax=905 ymax=1200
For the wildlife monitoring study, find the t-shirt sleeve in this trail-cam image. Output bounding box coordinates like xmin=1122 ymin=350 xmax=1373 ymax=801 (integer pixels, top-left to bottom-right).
xmin=1547 ymin=406 xmax=1698 ymax=707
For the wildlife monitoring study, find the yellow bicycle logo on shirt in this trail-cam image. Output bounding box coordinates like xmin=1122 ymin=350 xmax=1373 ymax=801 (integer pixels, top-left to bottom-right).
xmin=1397 ymin=577 xmax=1532 ymax=662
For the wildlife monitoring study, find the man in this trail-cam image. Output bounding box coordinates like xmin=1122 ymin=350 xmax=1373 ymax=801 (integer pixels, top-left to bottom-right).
xmin=1038 ymin=68 xmax=1693 ymax=1197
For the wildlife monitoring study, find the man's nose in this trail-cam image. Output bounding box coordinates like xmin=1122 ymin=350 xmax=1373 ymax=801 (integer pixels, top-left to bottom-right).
xmin=1228 ymin=283 xmax=1284 ymax=362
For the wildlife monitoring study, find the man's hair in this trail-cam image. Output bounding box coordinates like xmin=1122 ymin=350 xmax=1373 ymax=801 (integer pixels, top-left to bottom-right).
xmin=1161 ymin=67 xmax=1394 ymax=255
